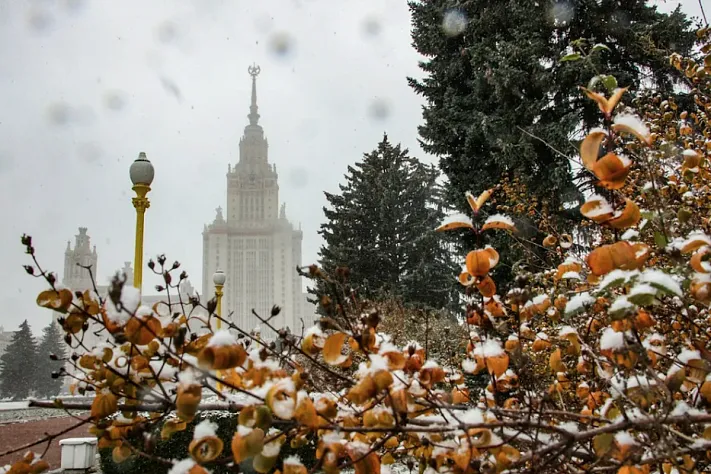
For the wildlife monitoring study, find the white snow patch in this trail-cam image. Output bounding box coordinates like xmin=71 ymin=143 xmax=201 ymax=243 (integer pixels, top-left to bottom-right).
xmin=207 ymin=330 xmax=237 ymax=347
xmin=168 ymin=459 xmax=201 ymax=474
xmin=473 ymin=339 xmax=504 ymax=358
xmin=609 ymin=296 xmax=635 ymax=314
xmin=620 ymin=229 xmax=639 ymax=241
xmin=614 ymin=113 xmax=650 ymax=141
xmin=484 ymin=214 xmax=514 ymax=227
xmin=193 ymin=420 xmax=218 ymax=440
xmin=614 ymin=431 xmax=637 ymax=446
xmin=105 ymin=285 xmax=141 ymax=325
xmin=437 ymin=213 xmax=473 ymax=230
xmin=600 ymin=328 xmax=625 ymax=351
xmin=565 ymin=292 xmax=595 ymax=314
xmin=639 ymin=270 xmax=682 ymax=296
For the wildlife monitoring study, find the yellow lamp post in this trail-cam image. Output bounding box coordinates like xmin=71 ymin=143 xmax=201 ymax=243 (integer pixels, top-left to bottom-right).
xmin=213 ymin=269 xmax=226 ymax=391
xmin=213 ymin=269 xmax=226 ymax=328
xmin=129 ymin=152 xmax=154 ymax=291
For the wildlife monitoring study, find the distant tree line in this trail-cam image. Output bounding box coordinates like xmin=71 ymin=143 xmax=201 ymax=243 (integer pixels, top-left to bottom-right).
xmin=0 ymin=320 xmax=65 ymax=400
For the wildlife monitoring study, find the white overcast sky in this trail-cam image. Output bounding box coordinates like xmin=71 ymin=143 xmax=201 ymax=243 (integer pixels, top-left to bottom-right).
xmin=0 ymin=0 xmax=705 ymax=335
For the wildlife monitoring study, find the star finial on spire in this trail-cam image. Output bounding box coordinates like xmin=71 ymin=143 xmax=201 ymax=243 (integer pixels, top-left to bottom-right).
xmin=247 ymin=63 xmax=261 ymax=126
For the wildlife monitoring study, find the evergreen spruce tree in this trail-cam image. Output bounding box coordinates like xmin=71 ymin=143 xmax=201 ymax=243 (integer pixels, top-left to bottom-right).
xmin=35 ymin=321 xmax=65 ymax=398
xmin=408 ymin=0 xmax=695 ymax=282
xmin=315 ymin=134 xmax=458 ymax=313
xmin=0 ymin=320 xmax=38 ymax=400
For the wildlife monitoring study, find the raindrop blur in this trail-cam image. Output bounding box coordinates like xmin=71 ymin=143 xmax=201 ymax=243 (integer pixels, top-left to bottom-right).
xmin=442 ymin=9 xmax=467 ymax=37
xmin=160 ymin=76 xmax=182 ymax=102
xmin=362 ymin=16 xmax=381 ymax=37
xmin=288 ymin=167 xmax=309 ymax=189
xmin=104 ymin=91 xmax=127 ymax=111
xmin=368 ymin=98 xmax=390 ymax=120
xmin=269 ymin=32 xmax=294 ymax=58
xmin=63 ymin=0 xmax=85 ymax=14
xmin=0 ymin=151 xmax=13 ymax=174
xmin=156 ymin=21 xmax=179 ymax=44
xmin=47 ymin=103 xmax=73 ymax=126
xmin=27 ymin=9 xmax=54 ymax=32
xmin=550 ymin=2 xmax=574 ymax=26
xmin=77 ymin=143 xmax=103 ymax=165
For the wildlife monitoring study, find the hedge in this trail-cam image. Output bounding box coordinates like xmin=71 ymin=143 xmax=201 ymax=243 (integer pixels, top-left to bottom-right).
xmin=99 ymin=412 xmax=317 ymax=474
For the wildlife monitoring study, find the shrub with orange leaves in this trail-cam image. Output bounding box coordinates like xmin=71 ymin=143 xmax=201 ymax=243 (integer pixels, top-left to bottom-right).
xmin=11 ymin=34 xmax=711 ymax=474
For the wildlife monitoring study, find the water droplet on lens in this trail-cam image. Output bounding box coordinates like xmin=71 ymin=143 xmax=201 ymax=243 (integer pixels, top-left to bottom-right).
xmin=47 ymin=103 xmax=73 ymax=125
xmin=442 ymin=9 xmax=467 ymax=37
xmin=156 ymin=21 xmax=178 ymax=44
xmin=368 ymin=98 xmax=390 ymax=120
xmin=104 ymin=91 xmax=127 ymax=111
xmin=77 ymin=143 xmax=103 ymax=164
xmin=160 ymin=76 xmax=182 ymax=102
xmin=269 ymin=32 xmax=294 ymax=58
xmin=550 ymin=2 xmax=574 ymax=25
xmin=27 ymin=9 xmax=54 ymax=32
xmin=362 ymin=16 xmax=381 ymax=37
xmin=288 ymin=167 xmax=309 ymax=189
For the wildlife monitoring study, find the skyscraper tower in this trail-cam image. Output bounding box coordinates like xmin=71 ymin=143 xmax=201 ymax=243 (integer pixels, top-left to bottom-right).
xmin=202 ymin=65 xmax=313 ymax=336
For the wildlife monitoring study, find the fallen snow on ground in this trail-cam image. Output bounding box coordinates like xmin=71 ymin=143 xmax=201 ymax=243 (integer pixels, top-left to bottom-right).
xmin=0 ymin=401 xmax=29 ymax=411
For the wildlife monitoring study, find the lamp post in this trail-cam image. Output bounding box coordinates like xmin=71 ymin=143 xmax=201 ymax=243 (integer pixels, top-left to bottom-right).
xmin=213 ymin=269 xmax=226 ymax=391
xmin=213 ymin=269 xmax=226 ymax=329
xmin=129 ymin=152 xmax=154 ymax=291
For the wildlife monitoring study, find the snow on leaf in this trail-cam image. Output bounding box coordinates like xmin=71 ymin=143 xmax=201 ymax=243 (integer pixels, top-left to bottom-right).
xmin=599 ymin=328 xmax=625 ymax=351
xmin=627 ymin=283 xmax=658 ymax=305
xmin=598 ymin=269 xmax=638 ymax=291
xmin=206 ymin=330 xmax=238 ymax=347
xmin=565 ymin=292 xmax=595 ymax=315
xmin=481 ymin=214 xmax=515 ymax=232
xmin=193 ymin=420 xmax=218 ymax=440
xmin=609 ymin=296 xmax=635 ymax=316
xmin=612 ymin=113 xmax=651 ymax=145
xmin=167 ymin=459 xmax=198 ymax=474
xmin=639 ymin=269 xmax=682 ymax=296
xmin=436 ymin=213 xmax=474 ymax=231
xmin=620 ymin=229 xmax=639 ymax=240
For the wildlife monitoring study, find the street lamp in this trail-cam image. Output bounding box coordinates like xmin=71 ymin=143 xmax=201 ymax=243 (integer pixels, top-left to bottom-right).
xmin=129 ymin=152 xmax=154 ymax=291
xmin=213 ymin=269 xmax=226 ymax=329
xmin=213 ymin=269 xmax=226 ymax=391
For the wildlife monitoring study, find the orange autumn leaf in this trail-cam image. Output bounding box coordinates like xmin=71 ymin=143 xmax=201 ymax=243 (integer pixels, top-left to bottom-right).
xmin=481 ymin=214 xmax=516 ymax=232
xmin=582 ymin=86 xmax=628 ymax=116
xmin=476 ymin=275 xmax=497 ymax=297
xmin=607 ymin=199 xmax=641 ymax=230
xmin=580 ymin=129 xmax=607 ymax=170
xmin=542 ymin=234 xmax=558 ymax=247
xmin=294 ymin=394 xmax=319 ymax=428
xmin=591 ymin=152 xmax=632 ymax=189
xmin=188 ymin=436 xmax=224 ymax=463
xmin=322 ymin=332 xmax=352 ymax=367
xmin=91 ymin=391 xmax=118 ymax=420
xmin=231 ymin=427 xmax=265 ymax=463
xmin=458 ymin=271 xmax=475 ymax=286
xmin=198 ymin=344 xmax=247 ymax=370
xmin=465 ymin=247 xmax=499 ymax=277
xmin=347 ymin=445 xmax=381 ymax=474
xmin=466 ymin=188 xmax=494 ymax=213
xmin=581 ymin=195 xmax=615 ymax=223
xmin=36 ymin=288 xmax=73 ymax=312
xmin=124 ymin=314 xmax=162 ymax=345
xmin=691 ymin=247 xmax=711 ymax=273
xmin=586 ymin=241 xmax=642 ymax=276
xmin=549 ymin=348 xmax=566 ymax=373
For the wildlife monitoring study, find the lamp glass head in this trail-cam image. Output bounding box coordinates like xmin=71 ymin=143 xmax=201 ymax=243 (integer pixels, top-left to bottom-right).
xmin=130 ymin=152 xmax=155 ymax=186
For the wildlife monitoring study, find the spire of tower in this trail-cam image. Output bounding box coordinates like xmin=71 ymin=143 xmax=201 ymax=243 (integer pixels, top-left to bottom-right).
xmin=248 ymin=63 xmax=261 ymax=126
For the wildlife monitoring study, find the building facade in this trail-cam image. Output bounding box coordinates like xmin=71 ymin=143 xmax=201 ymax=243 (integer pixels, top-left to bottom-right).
xmin=202 ymin=66 xmax=314 ymax=337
